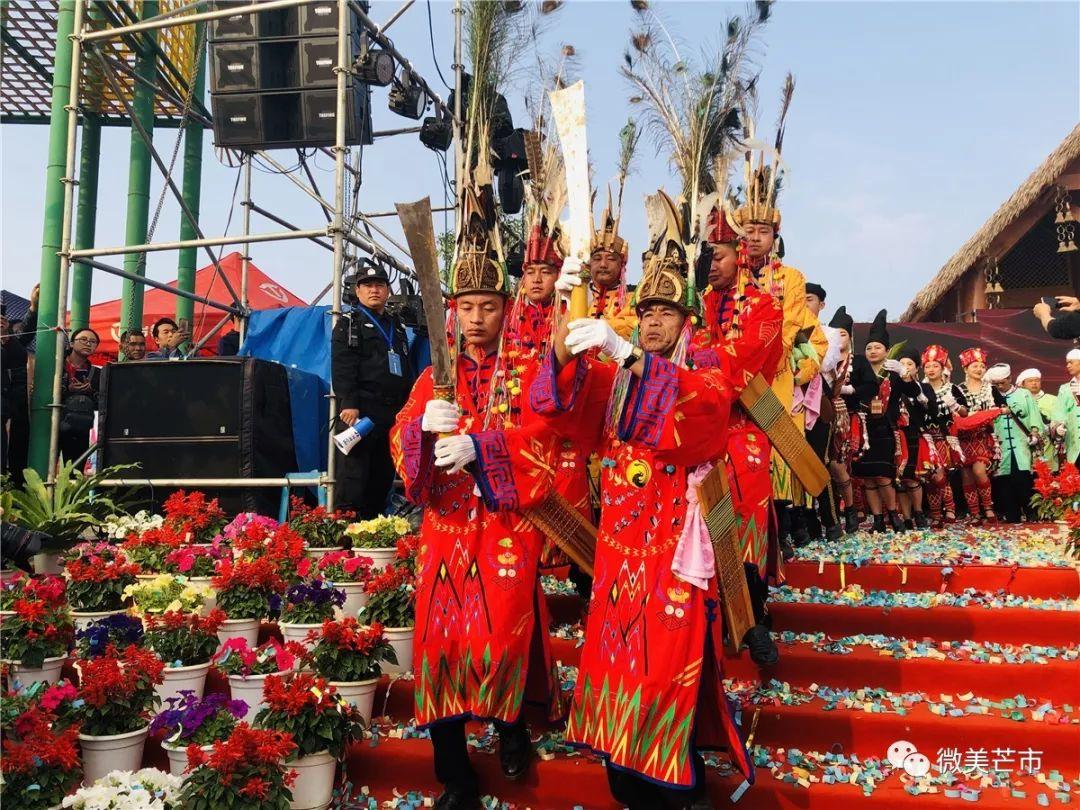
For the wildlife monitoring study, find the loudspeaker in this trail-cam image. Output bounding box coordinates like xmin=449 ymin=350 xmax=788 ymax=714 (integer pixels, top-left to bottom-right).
xmin=98 ymin=358 xmax=299 ymax=515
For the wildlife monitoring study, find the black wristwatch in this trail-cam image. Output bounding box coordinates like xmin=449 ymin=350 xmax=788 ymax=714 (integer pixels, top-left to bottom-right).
xmin=622 ymin=346 xmax=644 ymax=370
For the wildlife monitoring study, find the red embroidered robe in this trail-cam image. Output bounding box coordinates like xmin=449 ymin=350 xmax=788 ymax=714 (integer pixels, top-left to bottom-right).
xmin=389 ymin=347 xmax=561 ymax=727
xmin=530 ymin=350 xmax=754 ymax=788
xmin=692 ymin=283 xmax=784 ymax=581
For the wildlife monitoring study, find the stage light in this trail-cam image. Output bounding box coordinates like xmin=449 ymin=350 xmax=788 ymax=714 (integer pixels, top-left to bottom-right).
xmin=355 ymin=47 xmax=394 ymax=86
xmin=419 ymin=114 xmax=453 ymax=152
xmin=388 ymin=73 xmax=427 ymax=120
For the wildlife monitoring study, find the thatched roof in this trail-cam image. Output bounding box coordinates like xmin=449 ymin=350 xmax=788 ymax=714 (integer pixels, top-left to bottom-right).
xmin=900 ymin=123 xmax=1080 ymax=322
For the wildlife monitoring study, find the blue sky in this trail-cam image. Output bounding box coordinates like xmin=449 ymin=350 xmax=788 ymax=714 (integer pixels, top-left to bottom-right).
xmin=2 ymin=1 xmax=1077 ymax=322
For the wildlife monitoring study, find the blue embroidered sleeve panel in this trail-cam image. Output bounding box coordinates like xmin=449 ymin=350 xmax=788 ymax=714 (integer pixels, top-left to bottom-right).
xmin=616 ymin=353 xmax=680 ymax=448
xmin=530 ymin=350 xmax=589 ymax=415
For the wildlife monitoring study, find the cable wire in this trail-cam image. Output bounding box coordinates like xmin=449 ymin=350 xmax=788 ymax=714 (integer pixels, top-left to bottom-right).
xmin=426 ymin=0 xmax=453 ymax=91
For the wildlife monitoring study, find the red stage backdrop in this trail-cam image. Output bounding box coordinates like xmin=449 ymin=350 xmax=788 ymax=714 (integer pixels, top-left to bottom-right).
xmin=853 ymin=309 xmax=1072 ymax=389
xmin=83 ymin=252 xmax=307 ymax=359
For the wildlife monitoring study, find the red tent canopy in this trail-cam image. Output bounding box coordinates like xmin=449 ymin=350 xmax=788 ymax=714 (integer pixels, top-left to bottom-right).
xmin=85 ymin=252 xmax=307 ymax=357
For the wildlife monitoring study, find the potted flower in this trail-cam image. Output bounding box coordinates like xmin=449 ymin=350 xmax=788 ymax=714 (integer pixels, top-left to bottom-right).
xmin=61 ymin=768 xmax=182 ymax=809
xmin=121 ymin=525 xmax=184 ymax=578
xmin=73 ymin=644 xmax=164 ymax=785
xmin=0 ymin=684 xmax=82 ymax=809
xmin=143 ymin=609 xmax=226 ymax=705
xmin=344 ymin=515 xmax=412 ymax=569
xmin=315 ymin=550 xmax=372 ymax=620
xmin=76 ymin=613 xmax=145 ymax=659
xmin=255 ymin=672 xmax=363 ymax=810
xmin=223 ymin=512 xmax=280 ymax=556
xmin=150 ymin=690 xmax=249 ymax=777
xmin=287 ymin=497 xmax=353 ymax=561
xmin=212 ymin=557 xmax=285 ymax=646
xmin=125 ymin=572 xmax=209 ymax=618
xmin=276 ymin=579 xmax=345 ymax=651
xmin=393 ymin=532 xmax=420 ymax=573
xmin=161 ymin=490 xmax=228 ymax=546
xmin=0 ymin=575 xmax=74 ymax=685
xmin=64 ymin=542 xmax=140 ymax=630
xmin=306 ymin=618 xmax=395 ymax=723
xmin=212 ymin=638 xmax=297 ymax=723
xmin=360 ymin=565 xmax=415 ymax=674
xmin=163 ymin=542 xmax=228 ymax=612
xmin=103 ymin=509 xmax=164 ymax=542
xmin=180 ymin=724 xmax=297 ymax=810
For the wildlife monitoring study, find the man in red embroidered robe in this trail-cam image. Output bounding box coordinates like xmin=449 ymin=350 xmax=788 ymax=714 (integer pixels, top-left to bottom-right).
xmin=390 ymin=281 xmax=561 ymax=809
xmin=534 ymin=199 xmax=757 ymax=807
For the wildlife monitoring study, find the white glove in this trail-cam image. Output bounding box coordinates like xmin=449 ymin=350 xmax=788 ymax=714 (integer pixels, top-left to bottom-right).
xmin=1028 ymin=432 xmax=1041 ymax=447
xmin=433 ymin=435 xmax=476 ymax=473
xmin=840 ymin=384 xmax=855 ymax=396
xmin=555 ymin=256 xmax=585 ymax=294
xmin=940 ymin=391 xmax=956 ymax=409
xmin=564 ymin=318 xmax=634 ymax=362
xmin=882 ymin=359 xmax=903 ymax=375
xmin=421 ymin=399 xmax=461 ymax=434
xmin=1054 ymin=422 xmax=1067 ymax=437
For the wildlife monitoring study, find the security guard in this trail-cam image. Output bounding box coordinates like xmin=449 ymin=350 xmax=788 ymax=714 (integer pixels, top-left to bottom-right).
xmin=331 ymin=263 xmax=413 ymax=517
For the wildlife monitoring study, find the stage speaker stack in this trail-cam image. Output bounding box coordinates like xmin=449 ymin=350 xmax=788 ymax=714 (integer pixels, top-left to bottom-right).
xmin=208 ymin=0 xmax=374 ymax=149
xmin=99 ymin=358 xmax=301 ymax=515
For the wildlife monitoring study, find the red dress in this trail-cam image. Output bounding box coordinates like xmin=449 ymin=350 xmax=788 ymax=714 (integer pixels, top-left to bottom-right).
xmin=531 ymin=350 xmax=754 ymax=789
xmin=390 ymin=348 xmax=562 ymax=727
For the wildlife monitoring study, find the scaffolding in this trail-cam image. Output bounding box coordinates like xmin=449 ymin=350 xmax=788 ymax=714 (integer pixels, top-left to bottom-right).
xmin=10 ymin=0 xmax=459 ymax=508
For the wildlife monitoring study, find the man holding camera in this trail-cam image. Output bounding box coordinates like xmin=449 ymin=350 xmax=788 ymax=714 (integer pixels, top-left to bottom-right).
xmin=1033 ymin=295 xmax=1080 ymax=340
xmin=331 ymin=264 xmax=413 ymax=518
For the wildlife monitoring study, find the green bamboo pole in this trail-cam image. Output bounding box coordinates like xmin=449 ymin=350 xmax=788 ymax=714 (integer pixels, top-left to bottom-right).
xmin=174 ymin=26 xmax=205 ymax=340
xmin=118 ymin=0 xmax=159 ymax=338
xmin=69 ymin=114 xmax=101 ymax=331
xmin=28 ymin=0 xmax=76 ymax=476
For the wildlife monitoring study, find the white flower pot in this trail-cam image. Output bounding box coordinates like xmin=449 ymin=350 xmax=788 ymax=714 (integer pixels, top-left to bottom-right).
xmin=328 ymin=678 xmax=378 ymax=724
xmin=355 ymin=546 xmax=396 ymax=569
xmin=383 ymin=626 xmax=414 ymax=674
xmin=32 ymin=552 xmax=63 ymax=575
xmin=155 ymin=661 xmax=211 ymax=708
xmin=279 ymin=621 xmax=324 ymax=652
xmin=2 ymin=654 xmax=68 ymax=687
xmin=305 ymin=546 xmax=343 ymax=563
xmin=161 ymin=740 xmax=215 ymax=777
xmin=287 ymin=749 xmax=337 ymax=810
xmin=72 ymin=608 xmax=128 ymax=633
xmin=79 ymin=725 xmax=149 ymax=786
xmin=187 ymin=577 xmax=216 ymax=614
xmin=228 ymin=673 xmax=269 ymax=723
xmin=333 ymin=581 xmax=368 ymax=620
xmin=217 ymin=617 xmax=261 ymax=648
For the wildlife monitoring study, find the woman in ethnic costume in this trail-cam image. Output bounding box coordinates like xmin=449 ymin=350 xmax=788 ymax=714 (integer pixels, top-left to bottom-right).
xmin=825 ymin=306 xmax=863 ymax=533
xmin=956 ymin=348 xmax=1002 ymax=521
xmin=921 ymin=345 xmax=964 ymax=526
xmin=895 ymin=346 xmax=936 ymax=530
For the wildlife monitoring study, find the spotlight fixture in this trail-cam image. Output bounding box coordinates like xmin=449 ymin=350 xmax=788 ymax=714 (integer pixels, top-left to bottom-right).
xmin=419 ymin=114 xmax=453 ymax=152
xmin=354 ymin=40 xmax=394 ymax=86
xmin=388 ymin=73 xmax=427 ymax=120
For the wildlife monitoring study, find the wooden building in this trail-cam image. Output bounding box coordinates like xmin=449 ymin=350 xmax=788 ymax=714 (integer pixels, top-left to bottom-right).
xmin=901 ymin=124 xmax=1080 ymax=323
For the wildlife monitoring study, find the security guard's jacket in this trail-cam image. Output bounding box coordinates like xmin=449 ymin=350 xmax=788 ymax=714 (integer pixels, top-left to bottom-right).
xmin=331 ymin=306 xmax=413 ymax=434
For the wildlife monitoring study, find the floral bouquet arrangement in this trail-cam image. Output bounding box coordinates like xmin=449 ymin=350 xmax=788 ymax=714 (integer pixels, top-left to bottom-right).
xmin=0 ymin=575 xmax=74 ymax=667
xmin=286 ymin=496 xmax=353 ymax=549
xmin=121 ymin=525 xmax=185 ymax=573
xmin=103 ymin=509 xmax=164 ymax=541
xmin=307 ymin=618 xmax=396 ymax=682
xmin=361 ymin=565 xmax=415 ymax=628
xmin=64 ymin=542 xmax=140 ymax=612
xmin=124 ymin=573 xmax=209 ymax=615
xmin=344 ymin=515 xmax=412 ymax=550
xmin=61 ymin=768 xmax=182 ymax=810
xmin=255 ymin=671 xmax=363 ymax=759
xmin=163 ymin=541 xmax=228 ymax=578
xmin=143 ymin=609 xmax=226 ymax=668
xmin=212 ymin=557 xmax=285 ymax=621
xmin=76 ymin=613 xmax=145 ymax=659
xmin=1 ymin=683 xmax=82 ymax=810
xmin=315 ymin=550 xmax=372 ymax=585
xmin=179 ymin=724 xmax=296 ymax=809
xmin=150 ymin=690 xmax=248 ymax=747
xmin=71 ymin=644 xmax=164 ymax=735
xmin=162 ymin=490 xmax=228 ymax=545
xmin=212 ymin=638 xmax=297 ymax=678
xmin=1032 ymin=460 xmax=1080 ymax=554
xmin=275 ymin=579 xmax=345 ymax=625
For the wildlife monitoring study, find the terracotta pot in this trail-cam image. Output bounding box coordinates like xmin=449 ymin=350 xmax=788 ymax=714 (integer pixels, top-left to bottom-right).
xmin=287 ymin=749 xmax=337 ymax=810
xmin=154 ymin=661 xmax=211 ymax=708
xmin=227 ymin=673 xmax=269 ymax=723
xmin=161 ymin=740 xmax=215 ymax=777
xmin=383 ymin=626 xmax=414 ymax=674
xmin=217 ymin=617 xmax=261 ymax=648
xmin=327 ymin=677 xmax=378 ymax=724
xmin=2 ymin=654 xmax=68 ymax=687
xmin=333 ymin=581 xmax=368 ymax=620
xmin=79 ymin=725 xmax=149 ymax=786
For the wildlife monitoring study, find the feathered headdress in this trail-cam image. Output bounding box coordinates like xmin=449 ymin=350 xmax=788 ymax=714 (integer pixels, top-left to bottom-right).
xmin=591 ymin=119 xmax=640 ymax=263
xmin=522 ymin=127 xmax=568 ymax=267
xmin=734 ymin=72 xmax=794 ymax=231
xmin=635 ymin=190 xmax=696 ymax=314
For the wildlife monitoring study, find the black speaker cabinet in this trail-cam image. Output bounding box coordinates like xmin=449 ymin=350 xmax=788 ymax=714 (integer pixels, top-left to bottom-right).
xmin=300 ymin=34 xmax=361 ymax=88
xmin=210 ymin=1 xmax=298 ymax=41
xmin=99 ymin=358 xmax=298 ymax=515
xmin=210 ymin=42 xmax=259 ymax=93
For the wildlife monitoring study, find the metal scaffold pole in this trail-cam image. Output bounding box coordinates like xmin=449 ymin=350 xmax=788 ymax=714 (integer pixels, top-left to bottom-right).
xmin=28 ymin=0 xmax=78 ymax=476
xmin=70 ymin=113 xmax=100 ymax=331
xmin=119 ymin=0 xmax=160 ymax=338
xmin=239 ymin=153 xmax=253 ymax=342
xmin=175 ymin=24 xmax=207 ymax=345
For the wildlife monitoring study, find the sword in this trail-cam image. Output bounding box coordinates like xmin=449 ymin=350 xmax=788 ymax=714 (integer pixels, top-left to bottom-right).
xmin=549 ymin=80 xmax=591 ymax=320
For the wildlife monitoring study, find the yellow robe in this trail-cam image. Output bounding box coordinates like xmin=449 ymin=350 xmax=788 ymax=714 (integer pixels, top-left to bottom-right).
xmin=754 ymin=262 xmax=829 ymax=501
